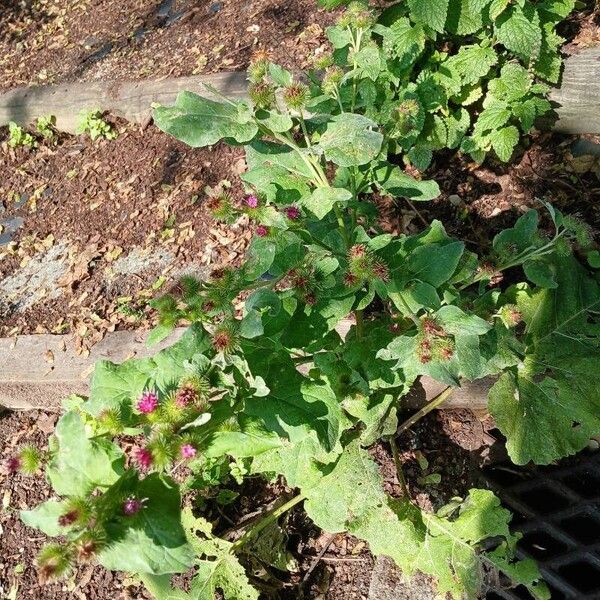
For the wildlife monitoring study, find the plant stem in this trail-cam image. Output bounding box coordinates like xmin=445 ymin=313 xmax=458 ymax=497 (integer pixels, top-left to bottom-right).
xmin=334 ymin=204 xmax=351 ymax=247
xmin=397 ymin=386 xmax=454 ymax=435
xmin=231 ymin=493 xmax=306 ymax=552
xmin=355 ymin=309 xmax=364 ymax=339
xmin=389 ymin=435 xmax=409 ymax=498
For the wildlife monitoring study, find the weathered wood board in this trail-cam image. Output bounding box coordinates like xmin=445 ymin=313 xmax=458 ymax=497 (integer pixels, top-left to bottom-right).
xmin=0 ymin=323 xmax=491 ymax=412
xmin=0 ymin=49 xmax=599 ymax=133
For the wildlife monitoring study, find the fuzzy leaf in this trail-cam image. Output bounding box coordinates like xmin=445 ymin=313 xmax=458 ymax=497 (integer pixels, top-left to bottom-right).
xmin=319 ymin=113 xmax=384 ymax=167
xmin=21 ymin=500 xmax=67 ymax=537
xmin=46 ymin=411 xmax=124 ymax=496
xmin=490 ymin=256 xmax=600 ymax=464
xmin=153 ymin=92 xmax=258 ymax=147
xmin=174 ymin=509 xmax=260 ymax=600
xmin=446 ymin=45 xmax=498 ymax=85
xmin=99 ymin=474 xmax=193 ymax=575
xmin=303 ymin=187 xmax=352 ymax=219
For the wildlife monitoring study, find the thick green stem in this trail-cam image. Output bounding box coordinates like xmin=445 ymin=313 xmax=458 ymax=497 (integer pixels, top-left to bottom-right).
xmin=231 ymin=494 xmax=306 ymax=552
xmin=334 ymin=204 xmax=351 ymax=247
xmin=355 ymin=309 xmax=364 ymax=339
xmin=397 ymin=386 xmax=454 ymax=435
xmin=389 ymin=435 xmax=410 ymax=498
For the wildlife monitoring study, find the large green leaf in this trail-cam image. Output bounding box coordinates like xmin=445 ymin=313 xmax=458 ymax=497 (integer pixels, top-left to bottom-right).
xmin=100 ymin=474 xmax=193 ymax=575
xmin=21 ymin=500 xmax=68 ymax=537
xmin=319 ymin=113 xmax=384 ymax=167
xmin=242 ymin=342 xmax=344 ymax=454
xmin=374 ymin=163 xmax=440 ymax=201
xmin=46 ymin=411 xmax=124 ymax=496
xmin=154 ymin=92 xmax=258 ymax=147
xmin=303 ymin=187 xmax=352 ymax=219
xmin=416 ymin=490 xmax=548 ymax=600
xmin=489 ymin=256 xmax=600 ymax=464
xmin=445 ymin=44 xmax=498 ymax=85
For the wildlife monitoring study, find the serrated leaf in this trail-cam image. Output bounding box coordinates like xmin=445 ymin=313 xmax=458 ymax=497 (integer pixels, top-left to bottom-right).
xmin=319 ymin=113 xmax=383 ymax=167
xmin=447 ymin=0 xmax=492 ymax=34
xmin=495 ymin=5 xmax=542 ymax=62
xmin=46 ymin=411 xmax=124 ymax=496
xmin=154 ymin=92 xmax=258 ymax=147
xmin=445 ymin=44 xmax=498 ymax=85
xmin=473 ymin=104 xmax=511 ymax=137
xmin=408 ymin=0 xmax=449 ymax=33
xmin=490 ymin=125 xmax=520 ymax=162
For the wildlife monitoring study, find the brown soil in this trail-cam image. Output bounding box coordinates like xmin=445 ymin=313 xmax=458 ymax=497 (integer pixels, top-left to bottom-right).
xmin=0 ymin=121 xmax=251 ymax=348
xmin=0 ymin=407 xmax=489 ymax=600
xmin=0 ymin=0 xmax=340 ymax=91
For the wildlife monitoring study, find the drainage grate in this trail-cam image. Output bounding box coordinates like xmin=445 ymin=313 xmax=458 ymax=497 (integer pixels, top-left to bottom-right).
xmin=482 ymin=450 xmax=600 ymax=600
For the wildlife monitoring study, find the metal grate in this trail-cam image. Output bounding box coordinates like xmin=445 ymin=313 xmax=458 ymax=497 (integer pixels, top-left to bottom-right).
xmin=482 ymin=450 xmax=600 ymax=600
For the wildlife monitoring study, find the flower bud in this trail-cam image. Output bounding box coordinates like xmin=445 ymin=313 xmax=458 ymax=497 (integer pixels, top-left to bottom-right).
xmin=137 ymin=390 xmax=159 ymax=414
xmin=180 ymin=444 xmax=197 ymax=459
xmin=499 ymin=304 xmax=522 ymax=328
xmin=421 ymin=318 xmax=446 ymax=338
xmin=245 ymin=195 xmax=259 ymax=209
xmin=249 ymin=81 xmax=276 ymax=110
xmin=122 ymin=496 xmax=144 ymax=516
xmin=283 ymin=83 xmax=309 ymax=111
xmin=37 ymin=544 xmax=72 ymax=583
xmin=133 ymin=447 xmax=154 ymax=471
xmin=212 ymin=323 xmax=240 ymax=354
xmin=256 ymin=224 xmax=269 ymax=237
xmin=322 ymin=66 xmax=343 ymax=96
xmin=285 ymin=205 xmax=301 ymax=220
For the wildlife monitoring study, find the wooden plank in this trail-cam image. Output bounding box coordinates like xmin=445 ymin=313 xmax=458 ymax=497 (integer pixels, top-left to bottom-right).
xmin=0 ymin=49 xmax=599 ymax=133
xmin=0 ymin=71 xmax=248 ymax=133
xmin=550 ymin=49 xmax=600 ymax=134
xmin=0 ymin=323 xmax=492 ymax=412
xmin=0 ymin=328 xmax=185 ymax=410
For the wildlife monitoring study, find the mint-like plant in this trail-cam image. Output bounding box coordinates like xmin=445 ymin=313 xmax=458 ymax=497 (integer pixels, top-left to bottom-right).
xmin=13 ymin=2 xmax=600 ymax=599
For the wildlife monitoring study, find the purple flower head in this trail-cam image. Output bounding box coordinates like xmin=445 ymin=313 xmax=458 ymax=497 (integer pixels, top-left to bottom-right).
xmin=3 ymin=456 xmax=21 ymax=474
xmin=137 ymin=390 xmax=159 ymax=414
xmin=285 ymin=206 xmax=301 ymax=220
xmin=245 ymin=195 xmax=259 ymax=209
xmin=180 ymin=444 xmax=197 ymax=460
xmin=122 ymin=496 xmax=144 ymax=516
xmin=256 ymin=225 xmax=269 ymax=237
xmin=133 ymin=447 xmax=153 ymax=471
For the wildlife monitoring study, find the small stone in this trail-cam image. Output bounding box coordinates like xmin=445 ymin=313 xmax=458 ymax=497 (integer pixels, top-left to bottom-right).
xmin=588 ymin=439 xmax=599 ymax=451
xmin=448 ymin=194 xmax=462 ymax=207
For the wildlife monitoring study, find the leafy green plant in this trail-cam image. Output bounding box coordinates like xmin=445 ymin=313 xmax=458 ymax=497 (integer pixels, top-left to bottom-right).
xmin=12 ymin=2 xmax=599 ymax=599
xmin=76 ymin=109 xmax=118 ymax=141
xmin=7 ymin=122 xmax=37 ymax=148
xmin=35 ymin=115 xmax=57 ymax=141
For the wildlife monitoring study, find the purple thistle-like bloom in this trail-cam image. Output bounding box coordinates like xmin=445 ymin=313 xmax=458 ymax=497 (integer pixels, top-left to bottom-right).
xmin=245 ymin=195 xmax=259 ymax=209
xmin=180 ymin=444 xmax=197 ymax=460
xmin=122 ymin=497 xmax=143 ymax=516
xmin=285 ymin=206 xmax=301 ymax=220
xmin=133 ymin=447 xmax=153 ymax=471
xmin=256 ymin=225 xmax=269 ymax=237
xmin=137 ymin=390 xmax=159 ymax=414
xmin=3 ymin=456 xmax=21 ymax=474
